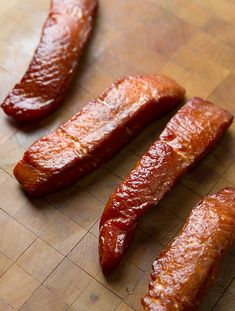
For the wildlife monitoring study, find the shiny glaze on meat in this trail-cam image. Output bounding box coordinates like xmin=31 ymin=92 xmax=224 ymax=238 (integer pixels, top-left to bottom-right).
xmin=142 ymin=187 xmax=235 ymax=311
xmin=99 ymin=97 xmax=233 ymax=275
xmin=14 ymin=75 xmax=185 ymax=195
xmin=1 ymin=0 xmax=98 ymax=122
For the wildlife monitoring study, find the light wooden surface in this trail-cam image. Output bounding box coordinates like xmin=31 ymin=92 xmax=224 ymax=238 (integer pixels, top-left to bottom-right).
xmin=0 ymin=0 xmax=235 ymax=310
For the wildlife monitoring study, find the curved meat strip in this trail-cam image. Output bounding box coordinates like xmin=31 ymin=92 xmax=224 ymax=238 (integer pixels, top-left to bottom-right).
xmin=1 ymin=0 xmax=98 ymax=122
xmin=142 ymin=187 xmax=235 ymax=311
xmin=99 ymin=97 xmax=233 ymax=274
xmin=14 ymin=75 xmax=185 ymax=195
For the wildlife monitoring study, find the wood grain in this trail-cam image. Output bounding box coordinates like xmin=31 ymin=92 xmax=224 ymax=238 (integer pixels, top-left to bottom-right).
xmin=0 ymin=0 xmax=234 ymax=310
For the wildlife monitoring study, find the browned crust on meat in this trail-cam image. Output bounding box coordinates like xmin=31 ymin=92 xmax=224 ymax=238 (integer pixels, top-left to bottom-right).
xmin=1 ymin=0 xmax=98 ymax=122
xmin=142 ymin=187 xmax=235 ymax=311
xmin=99 ymin=97 xmax=233 ymax=275
xmin=14 ymin=74 xmax=185 ymax=195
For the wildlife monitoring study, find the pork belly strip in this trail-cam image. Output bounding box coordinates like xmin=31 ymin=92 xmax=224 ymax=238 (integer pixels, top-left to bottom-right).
xmin=142 ymin=187 xmax=235 ymax=311
xmin=99 ymin=97 xmax=233 ymax=275
xmin=14 ymin=75 xmax=185 ymax=195
xmin=1 ymin=0 xmax=98 ymax=122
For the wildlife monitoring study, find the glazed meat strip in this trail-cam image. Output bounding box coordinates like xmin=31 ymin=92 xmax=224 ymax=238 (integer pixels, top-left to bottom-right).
xmin=1 ymin=0 xmax=98 ymax=122
xmin=99 ymin=97 xmax=233 ymax=275
xmin=142 ymin=187 xmax=235 ymax=311
xmin=14 ymin=75 xmax=184 ymax=195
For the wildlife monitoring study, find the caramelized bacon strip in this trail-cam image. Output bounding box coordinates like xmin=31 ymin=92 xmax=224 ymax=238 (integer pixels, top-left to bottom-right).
xmin=1 ymin=0 xmax=98 ymax=122
xmin=99 ymin=98 xmax=233 ymax=274
xmin=14 ymin=75 xmax=184 ymax=195
xmin=142 ymin=187 xmax=235 ymax=311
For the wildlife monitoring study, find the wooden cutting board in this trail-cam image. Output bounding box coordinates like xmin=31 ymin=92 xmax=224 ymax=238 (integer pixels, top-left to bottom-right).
xmin=0 ymin=0 xmax=235 ymax=310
